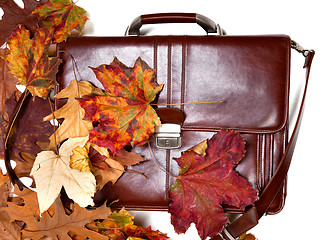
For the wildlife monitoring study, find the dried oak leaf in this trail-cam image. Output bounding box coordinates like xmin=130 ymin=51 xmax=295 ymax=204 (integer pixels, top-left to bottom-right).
xmin=0 ymin=48 xmax=22 ymax=122
xmin=87 ymin=207 xmax=168 ymax=240
xmin=4 ymin=25 xmax=61 ymax=99
xmin=168 ymin=130 xmax=259 ymax=240
xmin=30 ymin=137 xmax=96 ymax=214
xmin=0 ymin=0 xmax=47 ymax=47
xmin=88 ymin=146 xmax=125 ymax=190
xmin=90 ymin=147 xmax=147 ymax=190
xmin=0 ymin=94 xmax=53 ymax=178
xmin=0 ymin=170 xmax=22 ymax=240
xmin=43 ymin=80 xmax=101 ymax=151
xmin=32 ymin=0 xmax=88 ymax=44
xmin=78 ymin=57 xmax=163 ymax=154
xmin=1 ymin=187 xmax=110 ymax=240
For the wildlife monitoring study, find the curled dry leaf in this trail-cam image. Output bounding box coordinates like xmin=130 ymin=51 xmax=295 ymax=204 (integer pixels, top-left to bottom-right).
xmin=1 ymin=187 xmax=111 ymax=240
xmin=4 ymin=25 xmax=61 ymax=99
xmin=30 ymin=137 xmax=96 ymax=214
xmin=33 ymin=0 xmax=88 ymax=43
xmin=78 ymin=57 xmax=163 ymax=154
xmin=168 ymin=130 xmax=259 ymax=240
xmin=43 ymin=80 xmax=100 ymax=151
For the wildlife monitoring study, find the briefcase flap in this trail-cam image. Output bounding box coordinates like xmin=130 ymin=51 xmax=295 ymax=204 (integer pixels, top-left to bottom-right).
xmin=57 ymin=35 xmax=290 ymax=134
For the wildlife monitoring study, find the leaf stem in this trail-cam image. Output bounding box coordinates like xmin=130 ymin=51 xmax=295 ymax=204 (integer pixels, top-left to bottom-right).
xmin=150 ymin=100 xmax=223 ymax=106
xmin=147 ymin=142 xmax=178 ymax=178
xmin=48 ymin=97 xmax=59 ymax=154
xmin=4 ymin=89 xmax=30 ymax=190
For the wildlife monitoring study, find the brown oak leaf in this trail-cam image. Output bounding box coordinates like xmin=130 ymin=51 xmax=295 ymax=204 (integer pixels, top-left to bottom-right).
xmin=168 ymin=130 xmax=259 ymax=239
xmin=78 ymin=57 xmax=163 ymax=154
xmin=90 ymin=147 xmax=147 ymax=190
xmin=0 ymin=0 xmax=47 ymax=46
xmin=1 ymin=187 xmax=111 ymax=240
xmin=0 ymin=170 xmax=22 ymax=240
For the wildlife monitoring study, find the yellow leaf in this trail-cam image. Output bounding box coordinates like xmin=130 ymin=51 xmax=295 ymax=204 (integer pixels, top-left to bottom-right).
xmin=30 ymin=137 xmax=96 ymax=214
xmin=70 ymin=142 xmax=92 ymax=172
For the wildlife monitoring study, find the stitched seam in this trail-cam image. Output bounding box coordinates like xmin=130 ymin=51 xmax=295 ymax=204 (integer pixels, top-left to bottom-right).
xmin=181 ymin=36 xmax=186 ymax=112
xmin=154 ymin=36 xmax=158 ymax=72
xmin=268 ymin=134 xmax=273 ymax=182
xmin=265 ymin=134 xmax=270 ymax=185
xmin=165 ymin=150 xmax=170 ymax=202
xmin=256 ymin=134 xmax=260 ymax=191
xmin=167 ymin=36 xmax=172 ymax=105
xmin=260 ymin=134 xmax=264 ymax=189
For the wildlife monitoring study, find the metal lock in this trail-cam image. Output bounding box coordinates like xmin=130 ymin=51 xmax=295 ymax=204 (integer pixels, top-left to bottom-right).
xmin=155 ymin=123 xmax=182 ymax=149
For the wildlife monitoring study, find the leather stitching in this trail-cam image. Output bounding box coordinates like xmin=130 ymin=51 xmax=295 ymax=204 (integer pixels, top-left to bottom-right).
xmin=256 ymin=134 xmax=261 ymax=192
xmin=167 ymin=36 xmax=172 ymax=105
xmin=154 ymin=36 xmax=158 ymax=72
xmin=181 ymin=36 xmax=186 ymax=112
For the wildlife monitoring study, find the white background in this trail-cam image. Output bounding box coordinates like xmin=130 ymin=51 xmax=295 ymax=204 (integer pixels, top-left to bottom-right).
xmin=3 ymin=0 xmax=325 ymax=239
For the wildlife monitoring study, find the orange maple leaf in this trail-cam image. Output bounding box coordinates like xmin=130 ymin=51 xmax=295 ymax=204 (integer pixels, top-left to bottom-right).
xmin=4 ymin=25 xmax=61 ymax=99
xmin=78 ymin=57 xmax=163 ymax=154
xmin=33 ymin=0 xmax=88 ymax=43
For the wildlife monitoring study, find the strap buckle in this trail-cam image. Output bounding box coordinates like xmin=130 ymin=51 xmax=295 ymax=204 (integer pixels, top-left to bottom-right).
xmin=155 ymin=123 xmax=182 ymax=149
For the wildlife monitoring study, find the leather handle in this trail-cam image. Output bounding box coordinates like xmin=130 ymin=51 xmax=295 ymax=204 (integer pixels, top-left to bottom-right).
xmin=125 ymin=13 xmax=220 ymax=35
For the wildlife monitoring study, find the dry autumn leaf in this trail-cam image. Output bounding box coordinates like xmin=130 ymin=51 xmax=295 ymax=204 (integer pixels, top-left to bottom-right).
xmin=0 ymin=0 xmax=46 ymax=46
xmin=0 ymin=48 xmax=21 ymax=122
xmin=0 ymin=95 xmax=54 ymax=177
xmin=1 ymin=187 xmax=110 ymax=240
xmin=4 ymin=25 xmax=61 ymax=99
xmin=30 ymin=137 xmax=96 ymax=214
xmin=168 ymin=130 xmax=259 ymax=240
xmin=88 ymin=146 xmax=125 ymax=190
xmin=0 ymin=170 xmax=22 ymax=240
xmin=33 ymin=0 xmax=88 ymax=43
xmin=78 ymin=57 xmax=163 ymax=154
xmin=43 ymin=80 xmax=100 ymax=151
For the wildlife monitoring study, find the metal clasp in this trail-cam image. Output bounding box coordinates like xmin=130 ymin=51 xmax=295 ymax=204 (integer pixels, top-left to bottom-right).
xmin=291 ymin=40 xmax=310 ymax=57
xmin=155 ymin=123 xmax=182 ymax=149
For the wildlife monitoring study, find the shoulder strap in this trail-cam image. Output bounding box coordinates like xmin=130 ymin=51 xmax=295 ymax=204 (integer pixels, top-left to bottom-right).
xmin=214 ymin=47 xmax=315 ymax=240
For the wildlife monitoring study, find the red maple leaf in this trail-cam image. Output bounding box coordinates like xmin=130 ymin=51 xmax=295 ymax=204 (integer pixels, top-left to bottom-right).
xmin=168 ymin=130 xmax=259 ymax=240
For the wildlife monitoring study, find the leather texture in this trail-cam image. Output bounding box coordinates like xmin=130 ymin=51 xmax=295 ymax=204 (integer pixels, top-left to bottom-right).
xmin=57 ymin=34 xmax=291 ymax=214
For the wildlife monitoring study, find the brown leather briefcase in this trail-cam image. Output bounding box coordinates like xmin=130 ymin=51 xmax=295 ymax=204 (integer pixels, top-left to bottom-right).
xmin=55 ymin=13 xmax=314 ymax=240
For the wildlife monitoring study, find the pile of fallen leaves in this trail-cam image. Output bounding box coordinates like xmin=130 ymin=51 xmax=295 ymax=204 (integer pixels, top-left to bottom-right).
xmin=0 ymin=0 xmax=258 ymax=239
